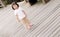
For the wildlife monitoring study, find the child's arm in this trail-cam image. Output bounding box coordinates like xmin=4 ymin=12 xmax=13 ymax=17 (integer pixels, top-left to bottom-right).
xmin=16 ymin=14 xmax=20 ymax=22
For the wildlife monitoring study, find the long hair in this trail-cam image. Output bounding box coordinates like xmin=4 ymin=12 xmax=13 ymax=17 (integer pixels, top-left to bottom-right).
xmin=11 ymin=2 xmax=19 ymax=10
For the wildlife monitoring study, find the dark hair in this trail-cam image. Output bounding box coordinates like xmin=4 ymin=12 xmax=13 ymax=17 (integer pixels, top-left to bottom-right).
xmin=11 ymin=2 xmax=19 ymax=10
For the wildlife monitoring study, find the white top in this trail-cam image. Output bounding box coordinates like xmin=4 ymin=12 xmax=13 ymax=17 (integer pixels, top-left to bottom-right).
xmin=14 ymin=7 xmax=26 ymax=20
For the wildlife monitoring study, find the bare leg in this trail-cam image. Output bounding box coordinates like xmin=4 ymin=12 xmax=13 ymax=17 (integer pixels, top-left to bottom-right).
xmin=0 ymin=0 xmax=5 ymax=7
xmin=24 ymin=0 xmax=31 ymax=7
xmin=21 ymin=17 xmax=32 ymax=30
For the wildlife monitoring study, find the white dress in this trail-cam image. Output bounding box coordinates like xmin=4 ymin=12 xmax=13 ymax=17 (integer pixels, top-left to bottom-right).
xmin=14 ymin=7 xmax=26 ymax=20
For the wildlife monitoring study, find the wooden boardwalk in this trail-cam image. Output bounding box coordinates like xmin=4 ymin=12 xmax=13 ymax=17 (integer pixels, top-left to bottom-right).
xmin=0 ymin=0 xmax=60 ymax=37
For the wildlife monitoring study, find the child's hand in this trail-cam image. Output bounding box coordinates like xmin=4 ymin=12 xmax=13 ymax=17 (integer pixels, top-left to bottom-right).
xmin=22 ymin=10 xmax=27 ymax=17
xmin=16 ymin=18 xmax=20 ymax=22
xmin=17 ymin=20 xmax=20 ymax=22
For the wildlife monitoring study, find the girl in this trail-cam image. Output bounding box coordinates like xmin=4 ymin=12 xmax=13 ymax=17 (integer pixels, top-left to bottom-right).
xmin=11 ymin=2 xmax=32 ymax=30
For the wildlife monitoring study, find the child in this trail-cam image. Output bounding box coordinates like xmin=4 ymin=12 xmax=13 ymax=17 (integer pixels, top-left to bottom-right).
xmin=11 ymin=2 xmax=32 ymax=30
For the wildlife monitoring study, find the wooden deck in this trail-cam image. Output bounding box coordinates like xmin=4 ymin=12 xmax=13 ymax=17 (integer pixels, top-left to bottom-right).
xmin=0 ymin=0 xmax=60 ymax=37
